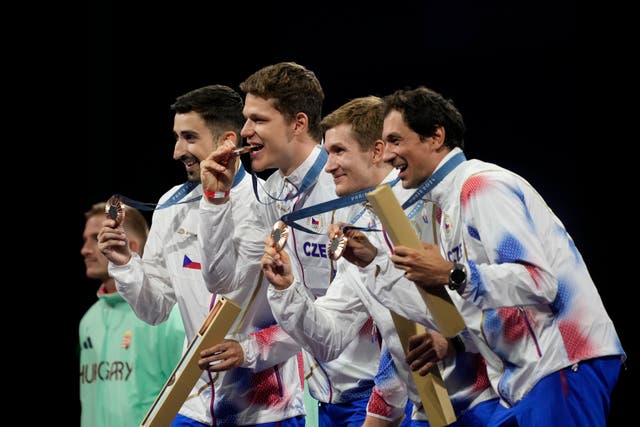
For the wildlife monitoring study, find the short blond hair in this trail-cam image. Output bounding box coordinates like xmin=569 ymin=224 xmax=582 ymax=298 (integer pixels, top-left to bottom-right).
xmin=85 ymin=202 xmax=149 ymax=251
xmin=321 ymin=96 xmax=383 ymax=152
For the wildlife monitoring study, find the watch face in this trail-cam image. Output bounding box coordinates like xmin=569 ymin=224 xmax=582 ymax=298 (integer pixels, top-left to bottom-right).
xmin=450 ymin=268 xmax=466 ymax=284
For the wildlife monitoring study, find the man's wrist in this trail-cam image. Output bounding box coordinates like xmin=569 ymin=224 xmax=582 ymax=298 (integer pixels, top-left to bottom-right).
xmin=203 ymin=189 xmax=230 ymax=204
xmin=271 ymin=277 xmax=294 ymax=291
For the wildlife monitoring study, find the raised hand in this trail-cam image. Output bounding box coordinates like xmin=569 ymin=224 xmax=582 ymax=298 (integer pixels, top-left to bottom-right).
xmin=260 ymin=235 xmax=294 ymax=290
xmin=200 ymin=139 xmax=239 ymax=198
xmin=97 ymin=218 xmax=131 ymax=266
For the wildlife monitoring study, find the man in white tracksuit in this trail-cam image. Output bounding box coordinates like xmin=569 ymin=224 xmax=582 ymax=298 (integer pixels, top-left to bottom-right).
xmin=195 ymin=63 xmax=383 ymax=426
xmin=99 ymin=85 xmax=305 ymax=426
xmin=355 ymin=86 xmax=625 ymax=426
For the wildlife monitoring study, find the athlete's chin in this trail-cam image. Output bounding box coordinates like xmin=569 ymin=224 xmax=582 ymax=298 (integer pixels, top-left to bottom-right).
xmin=251 ymin=158 xmax=269 ymax=173
xmin=334 ymin=183 xmax=352 ymax=197
xmin=186 ymin=171 xmax=200 ymax=182
xmin=401 ymin=176 xmax=417 ymax=189
xmin=86 ymin=267 xmax=108 ymax=281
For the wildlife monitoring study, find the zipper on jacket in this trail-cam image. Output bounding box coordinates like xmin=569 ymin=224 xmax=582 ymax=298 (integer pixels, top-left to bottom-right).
xmin=519 ymin=307 xmax=542 ymax=357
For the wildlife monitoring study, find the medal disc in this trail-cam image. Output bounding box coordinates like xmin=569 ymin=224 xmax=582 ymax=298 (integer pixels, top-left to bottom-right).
xmin=232 ymin=145 xmax=258 ymax=155
xmin=328 ymin=235 xmax=348 ymax=260
xmin=271 ymin=220 xmax=289 ymax=251
xmin=105 ymin=196 xmax=125 ymax=226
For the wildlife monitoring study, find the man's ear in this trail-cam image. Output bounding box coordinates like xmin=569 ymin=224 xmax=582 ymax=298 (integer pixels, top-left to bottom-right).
xmin=291 ymin=112 xmax=309 ymax=135
xmin=128 ymin=239 xmax=140 ymax=254
xmin=431 ymin=126 xmax=446 ymax=149
xmin=222 ymin=131 xmax=238 ymax=146
xmin=371 ymin=139 xmax=386 ymax=164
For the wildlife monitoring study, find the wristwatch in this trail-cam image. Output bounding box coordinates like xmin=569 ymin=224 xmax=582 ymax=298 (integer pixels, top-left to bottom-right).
xmin=450 ymin=334 xmax=466 ymax=354
xmin=448 ymin=262 xmax=467 ymax=291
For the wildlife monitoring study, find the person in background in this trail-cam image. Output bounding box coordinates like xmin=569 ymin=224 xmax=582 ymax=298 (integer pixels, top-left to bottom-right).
xmin=80 ymin=202 xmax=185 ymax=427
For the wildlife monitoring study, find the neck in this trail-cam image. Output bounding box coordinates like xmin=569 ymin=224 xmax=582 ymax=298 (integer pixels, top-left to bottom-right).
xmin=102 ymin=277 xmax=117 ymax=294
xmin=356 ymin=164 xmax=393 ymax=191
xmin=373 ymin=164 xmax=394 ymax=186
xmin=433 ymin=146 xmax=453 ymax=168
xmin=280 ymin=138 xmax=318 ymax=177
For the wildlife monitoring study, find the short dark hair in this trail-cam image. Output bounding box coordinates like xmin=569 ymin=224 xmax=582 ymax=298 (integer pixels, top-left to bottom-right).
xmin=171 ymin=85 xmax=245 ymax=139
xmin=240 ymin=62 xmax=324 ymax=142
xmin=383 ymin=86 xmax=465 ymax=149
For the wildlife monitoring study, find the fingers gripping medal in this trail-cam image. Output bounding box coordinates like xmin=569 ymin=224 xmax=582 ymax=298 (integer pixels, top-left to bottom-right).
xmin=105 ymin=196 xmax=125 ymax=226
xmin=328 ymin=233 xmax=348 ymax=260
xmin=271 ymin=221 xmax=290 ymax=251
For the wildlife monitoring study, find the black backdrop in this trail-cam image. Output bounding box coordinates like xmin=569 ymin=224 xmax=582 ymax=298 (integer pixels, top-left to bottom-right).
xmin=75 ymin=1 xmax=631 ymax=424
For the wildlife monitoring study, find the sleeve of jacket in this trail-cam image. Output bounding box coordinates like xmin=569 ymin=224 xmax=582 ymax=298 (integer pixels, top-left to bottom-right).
xmin=267 ymin=276 xmax=371 ymax=361
xmin=109 ymin=223 xmax=178 ymax=326
xmin=361 ymin=251 xmax=435 ymax=328
xmin=198 ymin=193 xmax=265 ymax=295
xmin=458 ymin=172 xmax=558 ymax=309
xmin=238 ymin=324 xmax=303 ymax=372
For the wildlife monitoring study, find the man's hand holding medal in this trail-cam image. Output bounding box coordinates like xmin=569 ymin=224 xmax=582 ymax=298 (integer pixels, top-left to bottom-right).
xmin=200 ymin=139 xmax=240 ymax=204
xmin=97 ymin=196 xmax=132 ymax=266
xmin=326 ymin=222 xmax=378 ymax=267
xmin=260 ymin=221 xmax=294 ymax=291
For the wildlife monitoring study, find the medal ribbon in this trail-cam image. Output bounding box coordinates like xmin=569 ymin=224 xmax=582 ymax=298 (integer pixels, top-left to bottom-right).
xmin=285 ymin=150 xmax=465 ymax=236
xmin=280 ymin=177 xmax=400 ymax=235
xmin=400 ymin=151 xmax=466 ymax=211
xmin=251 ymin=149 xmax=328 ymax=204
xmin=114 ymin=164 xmax=246 ymax=211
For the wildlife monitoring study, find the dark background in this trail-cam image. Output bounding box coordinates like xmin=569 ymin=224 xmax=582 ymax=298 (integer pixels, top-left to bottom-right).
xmin=74 ymin=0 xmax=631 ymax=424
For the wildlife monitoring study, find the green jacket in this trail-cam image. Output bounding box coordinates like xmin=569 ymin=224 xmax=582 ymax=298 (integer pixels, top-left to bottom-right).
xmin=79 ymin=288 xmax=185 ymax=427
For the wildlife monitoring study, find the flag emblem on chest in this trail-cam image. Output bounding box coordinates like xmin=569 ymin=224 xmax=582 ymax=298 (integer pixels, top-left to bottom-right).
xmin=183 ymin=255 xmax=201 ymax=270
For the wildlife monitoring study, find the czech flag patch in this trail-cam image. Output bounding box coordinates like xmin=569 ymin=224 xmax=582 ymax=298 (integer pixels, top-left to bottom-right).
xmin=183 ymin=255 xmax=201 ymax=270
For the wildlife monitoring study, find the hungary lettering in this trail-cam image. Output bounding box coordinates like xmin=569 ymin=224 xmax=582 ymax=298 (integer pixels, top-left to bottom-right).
xmin=80 ymin=361 xmax=133 ymax=383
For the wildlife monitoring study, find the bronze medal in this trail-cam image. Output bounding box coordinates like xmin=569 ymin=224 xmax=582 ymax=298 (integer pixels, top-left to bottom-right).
xmin=105 ymin=196 xmax=125 ymax=226
xmin=328 ymin=235 xmax=348 ymax=260
xmin=232 ymin=145 xmax=258 ymax=155
xmin=271 ymin=220 xmax=289 ymax=251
